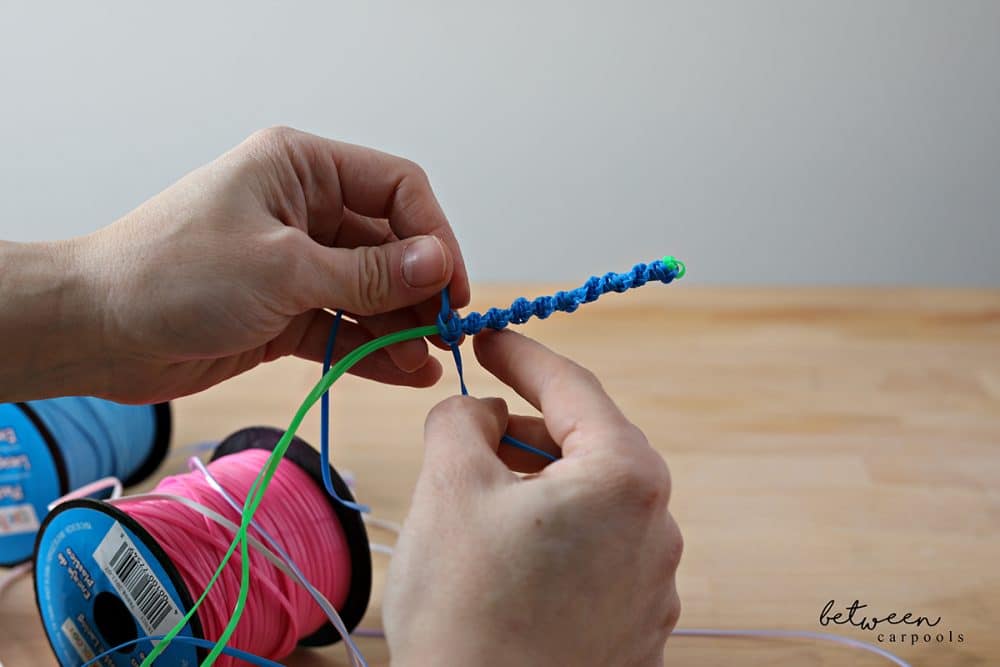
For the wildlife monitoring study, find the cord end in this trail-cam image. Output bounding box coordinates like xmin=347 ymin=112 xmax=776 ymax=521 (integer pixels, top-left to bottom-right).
xmin=662 ymin=256 xmax=686 ymax=279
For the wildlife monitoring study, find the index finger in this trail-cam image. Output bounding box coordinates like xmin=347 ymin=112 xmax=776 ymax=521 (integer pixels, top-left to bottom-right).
xmin=472 ymin=330 xmax=634 ymax=455
xmin=327 ymin=139 xmax=470 ymax=308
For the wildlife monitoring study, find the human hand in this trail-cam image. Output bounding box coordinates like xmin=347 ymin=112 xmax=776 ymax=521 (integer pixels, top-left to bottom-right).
xmin=15 ymin=127 xmax=468 ymax=403
xmin=383 ymin=330 xmax=682 ymax=667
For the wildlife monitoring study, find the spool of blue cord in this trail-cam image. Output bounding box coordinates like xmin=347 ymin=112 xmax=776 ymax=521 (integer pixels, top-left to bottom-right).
xmin=0 ymin=397 xmax=170 ymax=566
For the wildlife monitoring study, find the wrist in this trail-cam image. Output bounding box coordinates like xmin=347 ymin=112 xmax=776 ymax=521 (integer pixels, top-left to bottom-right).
xmin=0 ymin=238 xmax=108 ymax=401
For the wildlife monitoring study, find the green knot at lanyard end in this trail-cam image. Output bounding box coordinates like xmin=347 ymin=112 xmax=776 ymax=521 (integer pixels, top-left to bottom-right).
xmin=662 ymin=255 xmax=686 ymax=279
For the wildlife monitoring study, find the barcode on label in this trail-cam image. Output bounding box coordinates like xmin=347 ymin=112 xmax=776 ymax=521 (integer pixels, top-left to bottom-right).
xmin=93 ymin=522 xmax=183 ymax=637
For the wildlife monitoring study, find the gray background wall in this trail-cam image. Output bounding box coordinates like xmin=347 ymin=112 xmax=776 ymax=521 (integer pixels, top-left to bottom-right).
xmin=1 ymin=1 xmax=997 ymax=285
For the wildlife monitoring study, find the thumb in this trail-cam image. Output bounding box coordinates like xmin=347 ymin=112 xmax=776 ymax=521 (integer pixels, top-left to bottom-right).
xmin=421 ymin=396 xmax=509 ymax=487
xmin=305 ymin=235 xmax=453 ymax=315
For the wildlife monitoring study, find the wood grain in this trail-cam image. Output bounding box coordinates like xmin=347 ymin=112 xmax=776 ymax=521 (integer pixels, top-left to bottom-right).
xmin=2 ymin=286 xmax=998 ymax=666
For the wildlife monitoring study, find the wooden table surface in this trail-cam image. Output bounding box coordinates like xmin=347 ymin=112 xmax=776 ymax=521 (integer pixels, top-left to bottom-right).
xmin=2 ymin=285 xmax=999 ymax=667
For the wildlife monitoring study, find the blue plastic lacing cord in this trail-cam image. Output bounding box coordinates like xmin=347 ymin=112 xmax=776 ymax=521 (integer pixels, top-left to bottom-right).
xmin=321 ymin=257 xmax=684 ymax=508
xmin=434 ymin=257 xmax=683 ymax=463
xmin=82 ymin=635 xmax=285 ymax=667
xmin=435 ymin=257 xmax=682 ymax=341
xmin=436 ymin=289 xmax=558 ymax=462
xmin=321 ymin=310 xmax=369 ymax=513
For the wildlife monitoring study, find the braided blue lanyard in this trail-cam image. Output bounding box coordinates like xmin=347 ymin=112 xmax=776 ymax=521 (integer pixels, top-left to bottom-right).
xmin=321 ymin=256 xmax=685 ymax=510
xmin=435 ymin=257 xmax=684 ymax=462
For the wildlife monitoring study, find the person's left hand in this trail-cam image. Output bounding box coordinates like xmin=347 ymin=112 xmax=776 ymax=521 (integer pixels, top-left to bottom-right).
xmin=56 ymin=127 xmax=468 ymax=403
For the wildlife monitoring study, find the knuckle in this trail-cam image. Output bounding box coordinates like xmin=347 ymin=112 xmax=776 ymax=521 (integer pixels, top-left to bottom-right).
xmin=251 ymin=227 xmax=289 ymax=269
xmin=664 ymin=515 xmax=684 ymax=570
xmin=249 ymin=125 xmax=296 ymax=148
xmin=249 ymin=229 xmax=308 ymax=300
xmin=400 ymin=158 xmax=429 ymax=184
xmin=552 ymin=358 xmax=602 ymax=393
xmin=425 ymin=395 xmax=478 ymax=432
xmin=663 ymin=593 xmax=682 ymax=633
xmin=603 ymin=449 xmax=671 ymax=510
xmin=619 ymin=422 xmax=651 ymax=449
xmin=574 ymin=362 xmax=601 ymax=387
xmin=265 ymin=225 xmax=302 ymax=257
xmin=598 ymin=458 xmax=642 ymax=496
xmin=636 ymin=465 xmax=670 ymax=508
xmin=269 ymin=227 xmax=308 ymax=276
xmin=353 ymin=246 xmax=391 ymax=315
xmin=628 ymin=428 xmax=672 ymax=494
xmin=631 ymin=467 xmax=662 ymax=502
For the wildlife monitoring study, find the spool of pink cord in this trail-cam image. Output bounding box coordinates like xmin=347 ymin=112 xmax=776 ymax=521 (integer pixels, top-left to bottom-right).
xmin=33 ymin=427 xmax=372 ymax=667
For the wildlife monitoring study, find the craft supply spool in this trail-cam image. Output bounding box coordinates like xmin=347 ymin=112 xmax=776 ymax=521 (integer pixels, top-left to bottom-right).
xmin=32 ymin=427 xmax=371 ymax=666
xmin=0 ymin=398 xmax=171 ymax=567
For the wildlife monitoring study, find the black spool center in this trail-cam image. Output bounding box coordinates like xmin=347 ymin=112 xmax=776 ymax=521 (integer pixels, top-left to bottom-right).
xmin=93 ymin=591 xmax=139 ymax=654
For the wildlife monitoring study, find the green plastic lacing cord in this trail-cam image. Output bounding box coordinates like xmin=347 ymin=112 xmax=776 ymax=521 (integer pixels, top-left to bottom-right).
xmin=142 ymin=325 xmax=438 ymax=667
xmin=147 ymin=255 xmax=686 ymax=665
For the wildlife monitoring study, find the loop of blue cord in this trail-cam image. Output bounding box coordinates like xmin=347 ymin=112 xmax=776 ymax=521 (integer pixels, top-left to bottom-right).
xmin=321 ymin=310 xmax=369 ymax=513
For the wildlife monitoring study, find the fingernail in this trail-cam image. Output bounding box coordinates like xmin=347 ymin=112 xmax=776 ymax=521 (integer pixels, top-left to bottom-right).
xmin=402 ymin=236 xmax=447 ymax=288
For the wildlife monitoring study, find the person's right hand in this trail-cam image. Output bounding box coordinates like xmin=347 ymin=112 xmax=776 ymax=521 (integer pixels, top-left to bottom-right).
xmin=384 ymin=330 xmax=682 ymax=667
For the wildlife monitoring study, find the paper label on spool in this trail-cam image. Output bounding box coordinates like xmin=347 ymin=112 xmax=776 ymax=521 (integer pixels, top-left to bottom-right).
xmin=0 ymin=502 xmax=40 ymax=536
xmin=0 ymin=404 xmax=61 ymax=564
xmin=35 ymin=505 xmax=199 ymax=666
xmin=93 ymin=521 xmax=183 ymax=637
xmin=61 ymin=617 xmax=97 ymax=662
